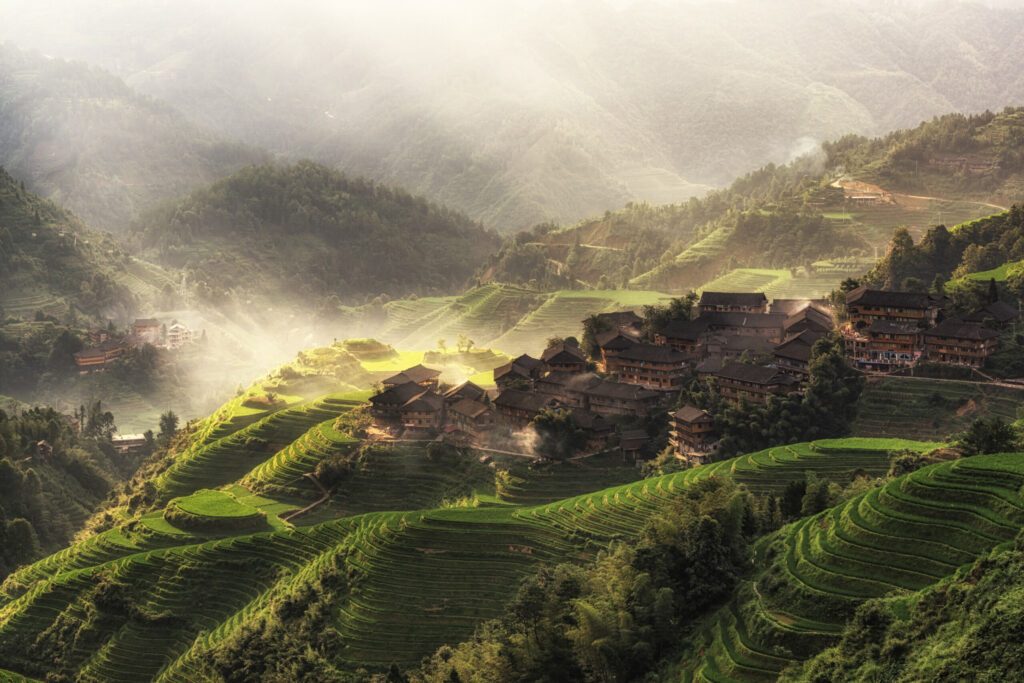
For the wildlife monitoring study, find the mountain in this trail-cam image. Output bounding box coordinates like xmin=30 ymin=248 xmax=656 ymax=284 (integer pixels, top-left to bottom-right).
xmin=6 ymin=1 xmax=1024 ymax=230
xmin=131 ymin=161 xmax=502 ymax=310
xmin=0 ymin=43 xmax=266 ymax=233
xmin=0 ymin=165 xmax=175 ymax=321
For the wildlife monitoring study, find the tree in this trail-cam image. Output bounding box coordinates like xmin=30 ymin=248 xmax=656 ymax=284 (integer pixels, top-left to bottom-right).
xmin=531 ymin=409 xmax=585 ymax=461
xmin=956 ymin=418 xmax=1020 ymax=456
xmin=158 ymin=411 xmax=179 ymax=446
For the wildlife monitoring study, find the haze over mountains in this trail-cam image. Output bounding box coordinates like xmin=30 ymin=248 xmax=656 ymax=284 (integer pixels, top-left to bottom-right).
xmin=5 ymin=0 xmax=1024 ymax=231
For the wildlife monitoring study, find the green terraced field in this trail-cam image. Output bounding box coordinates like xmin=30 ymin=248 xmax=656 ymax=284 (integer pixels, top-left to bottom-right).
xmin=0 ymin=438 xmax=940 ymax=680
xmin=682 ymin=452 xmax=1024 ymax=682
xmin=852 ymin=377 xmax=1024 ymax=441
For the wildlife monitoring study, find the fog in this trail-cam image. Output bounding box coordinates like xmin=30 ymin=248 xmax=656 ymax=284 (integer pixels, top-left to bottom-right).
xmin=5 ymin=0 xmax=1024 ymax=428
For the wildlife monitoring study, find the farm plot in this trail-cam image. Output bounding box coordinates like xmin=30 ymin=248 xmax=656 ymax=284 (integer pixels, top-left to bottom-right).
xmin=683 ymin=453 xmax=1024 ymax=682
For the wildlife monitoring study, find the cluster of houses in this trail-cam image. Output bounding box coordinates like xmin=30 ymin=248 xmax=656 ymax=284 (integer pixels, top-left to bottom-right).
xmin=366 ymin=286 xmax=1017 ymax=468
xmin=73 ymin=318 xmax=198 ymax=372
xmin=841 ymin=287 xmax=1016 ymax=370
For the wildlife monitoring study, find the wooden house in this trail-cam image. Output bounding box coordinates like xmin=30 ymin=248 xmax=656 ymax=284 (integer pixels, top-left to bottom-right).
xmin=399 ymin=390 xmax=445 ymax=432
xmin=709 ymin=362 xmax=801 ymax=405
xmin=654 ymin=318 xmax=709 ymax=356
xmin=443 ymin=381 xmax=487 ymax=405
xmin=922 ymin=319 xmax=999 ymax=367
xmin=381 ymin=364 xmax=441 ymax=389
xmin=605 ymin=343 xmax=689 ymax=391
xmin=369 ymin=381 xmax=430 ymax=420
xmin=493 ymin=354 xmax=544 ymax=389
xmin=698 ymin=291 xmax=768 ymax=314
xmin=535 ymin=372 xmax=602 ymax=409
xmin=845 ymin=287 xmax=941 ymax=330
xmin=595 ymin=330 xmax=639 ymax=371
xmin=448 ymin=398 xmax=495 ymax=436
xmin=772 ymin=330 xmax=822 ymax=377
xmin=541 ymin=341 xmax=588 ymax=374
xmin=669 ymin=406 xmax=716 ymax=463
xmin=846 ymin=320 xmax=921 ymax=370
xmin=619 ymin=429 xmax=651 ymax=461
xmin=583 ymin=380 xmax=662 ymax=418
xmin=699 ymin=312 xmax=787 ymax=343
xmin=493 ymin=390 xmax=562 ymax=428
xmin=73 ymin=339 xmax=128 ymax=372
xmin=964 ymin=301 xmax=1019 ymax=328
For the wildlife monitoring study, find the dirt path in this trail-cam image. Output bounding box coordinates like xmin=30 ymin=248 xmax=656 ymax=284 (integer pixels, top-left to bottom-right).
xmin=895 ymin=192 xmax=1007 ymax=213
xmin=281 ymin=473 xmax=330 ymax=522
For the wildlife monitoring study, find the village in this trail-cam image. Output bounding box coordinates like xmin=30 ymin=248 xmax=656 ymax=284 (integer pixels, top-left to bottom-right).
xmin=367 ymin=287 xmax=1020 ymax=468
xmin=71 ymin=317 xmax=202 ymax=372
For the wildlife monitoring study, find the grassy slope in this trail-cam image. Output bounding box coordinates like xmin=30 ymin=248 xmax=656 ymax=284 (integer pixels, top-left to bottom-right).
xmin=0 ymin=437 xmax=932 ymax=680
xmin=679 ymin=452 xmax=1024 ymax=682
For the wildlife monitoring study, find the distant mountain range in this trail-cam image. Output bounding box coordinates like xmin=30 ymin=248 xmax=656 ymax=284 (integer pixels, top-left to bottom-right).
xmin=5 ymin=0 xmax=1024 ymax=230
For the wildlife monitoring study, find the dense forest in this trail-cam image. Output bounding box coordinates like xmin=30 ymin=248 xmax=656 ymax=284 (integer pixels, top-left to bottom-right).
xmin=0 ymin=403 xmax=150 ymax=578
xmin=132 ymin=162 xmax=503 ymax=307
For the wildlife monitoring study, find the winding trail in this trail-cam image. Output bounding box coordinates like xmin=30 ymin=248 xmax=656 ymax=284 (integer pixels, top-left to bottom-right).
xmin=281 ymin=473 xmax=330 ymax=522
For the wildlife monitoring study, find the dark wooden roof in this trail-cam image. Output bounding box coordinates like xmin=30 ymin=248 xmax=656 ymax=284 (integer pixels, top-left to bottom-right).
xmin=370 ymin=381 xmax=428 ymax=407
xmin=672 ymin=405 xmax=712 ymax=423
xmin=593 ymin=310 xmax=643 ymax=328
xmin=619 ymin=429 xmax=649 ymax=450
xmin=614 ymin=343 xmax=688 ymax=364
xmin=570 ymin=409 xmax=613 ymax=433
xmin=536 ymin=372 xmax=602 ymax=391
xmin=382 ymin=364 xmax=441 ymax=385
xmin=846 ymin=286 xmax=935 ymax=310
xmin=542 ymin=342 xmax=587 ymax=364
xmin=494 ymin=389 xmax=560 ymax=412
xmin=659 ymin=318 xmax=710 ymax=341
xmin=964 ymin=301 xmax=1019 ymax=324
xmin=596 ymin=330 xmax=639 ymax=351
xmin=923 ymin=319 xmax=999 ymax=341
xmin=584 ymin=380 xmax=661 ymax=401
xmin=401 ymin=391 xmax=445 ymax=412
xmin=699 ymin=292 xmax=768 ymax=308
xmin=443 ymin=381 xmax=486 ymax=402
xmin=714 ymin=362 xmax=799 ymax=386
xmin=450 ymin=398 xmax=492 ymax=419
xmin=701 ymin=312 xmax=787 ymax=329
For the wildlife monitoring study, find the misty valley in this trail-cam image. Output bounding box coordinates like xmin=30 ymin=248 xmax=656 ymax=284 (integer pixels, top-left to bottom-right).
xmin=3 ymin=2 xmax=1024 ymax=682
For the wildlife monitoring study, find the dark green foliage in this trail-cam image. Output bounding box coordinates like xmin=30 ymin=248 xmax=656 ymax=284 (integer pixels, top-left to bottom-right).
xmin=788 ymin=533 xmax=1024 ymax=682
xmin=413 ymin=479 xmax=756 ymax=683
xmin=531 ymin=408 xmax=586 ymax=461
xmin=955 ymin=417 xmax=1022 ymax=455
xmin=682 ymin=334 xmax=865 ymax=457
xmin=133 ymin=161 xmax=501 ymax=305
xmin=641 ymin=293 xmax=697 ymax=340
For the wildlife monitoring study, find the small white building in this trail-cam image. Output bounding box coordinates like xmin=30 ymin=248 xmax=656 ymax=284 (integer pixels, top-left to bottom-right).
xmin=166 ymin=323 xmax=193 ymax=350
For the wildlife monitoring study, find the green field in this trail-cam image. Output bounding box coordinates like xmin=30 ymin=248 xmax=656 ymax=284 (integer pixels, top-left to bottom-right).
xmin=852 ymin=376 xmax=1024 ymax=441
xmin=961 ymin=259 xmax=1022 ymax=282
xmin=0 ymin=437 xmax=943 ymax=680
xmin=681 ymin=452 xmax=1024 ymax=681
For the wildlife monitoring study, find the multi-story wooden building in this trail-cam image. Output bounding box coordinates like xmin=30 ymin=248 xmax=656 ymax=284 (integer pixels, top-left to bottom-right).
xmin=772 ymin=330 xmax=822 ymax=378
xmin=845 ymin=320 xmax=921 ymax=370
xmin=493 ymin=354 xmax=544 ymax=389
xmin=669 ymin=405 xmax=716 ymax=464
xmin=447 ymin=398 xmax=495 ymax=437
xmin=493 ymin=390 xmax=562 ymax=428
xmin=922 ymin=319 xmax=1000 ymax=367
xmin=698 ymin=292 xmax=768 ymax=314
xmin=605 ymin=343 xmax=689 ymax=391
xmin=541 ymin=341 xmax=588 ymax=374
xmin=583 ymin=380 xmax=662 ymax=418
xmin=700 ymin=312 xmax=787 ymax=343
xmin=73 ymin=340 xmax=129 ymax=372
xmin=443 ymin=381 xmax=487 ymax=405
xmin=654 ymin=318 xmax=709 ymax=356
xmin=382 ymin=364 xmax=441 ymax=389
xmin=400 ymin=390 xmax=445 ymax=431
xmin=964 ymin=301 xmax=1019 ymax=329
xmin=595 ymin=331 xmax=639 ymax=371
xmin=709 ymin=361 xmax=801 ymax=405
xmin=369 ymin=381 xmax=432 ymax=420
xmin=845 ymin=287 xmax=942 ymax=329
xmin=535 ymin=372 xmax=602 ymax=409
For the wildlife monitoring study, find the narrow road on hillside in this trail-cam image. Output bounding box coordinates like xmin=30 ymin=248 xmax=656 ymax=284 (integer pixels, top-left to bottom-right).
xmin=895 ymin=192 xmax=1008 ymax=213
xmin=282 ymin=473 xmax=330 ymax=522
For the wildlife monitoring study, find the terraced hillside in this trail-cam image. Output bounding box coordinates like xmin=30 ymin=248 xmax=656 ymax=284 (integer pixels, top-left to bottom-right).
xmin=681 ymin=452 xmax=1024 ymax=682
xmin=852 ymin=377 xmax=1024 ymax=441
xmin=0 ymin=438 xmax=936 ymax=680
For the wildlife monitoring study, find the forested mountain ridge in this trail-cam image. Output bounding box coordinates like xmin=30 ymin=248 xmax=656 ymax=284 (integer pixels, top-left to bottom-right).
xmin=498 ymin=109 xmax=1024 ymax=293
xmin=131 ymin=161 xmax=503 ymax=309
xmin=0 ymin=43 xmax=266 ymax=233
xmin=7 ymin=1 xmax=1024 ymax=230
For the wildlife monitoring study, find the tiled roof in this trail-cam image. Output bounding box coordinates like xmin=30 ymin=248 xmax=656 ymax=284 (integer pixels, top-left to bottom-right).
xmin=450 ymin=398 xmax=492 ymax=419
xmin=714 ymin=361 xmax=799 ymax=386
xmin=699 ymin=292 xmax=768 ymax=307
xmin=584 ymin=380 xmax=661 ymax=401
xmin=659 ymin=318 xmax=710 ymax=340
xmin=964 ymin=301 xmax=1019 ymax=324
xmin=494 ymin=389 xmax=560 ymax=412
xmin=542 ymin=342 xmax=587 ymax=364
xmin=700 ymin=311 xmax=787 ymax=329
xmin=923 ymin=319 xmax=999 ymax=341
xmin=614 ymin=343 xmax=689 ymax=364
xmin=382 ymin=364 xmax=441 ymax=385
xmin=443 ymin=381 xmax=487 ymax=402
xmin=672 ymin=405 xmax=712 ymax=423
xmin=846 ymin=286 xmax=935 ymax=309
xmin=371 ymin=381 xmax=428 ymax=406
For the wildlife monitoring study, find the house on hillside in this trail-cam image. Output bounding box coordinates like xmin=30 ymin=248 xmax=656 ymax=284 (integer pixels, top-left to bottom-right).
xmin=619 ymin=429 xmax=650 ymax=462
xmin=605 ymin=343 xmax=689 ymax=391
xmin=704 ymin=334 xmax=777 ymax=362
xmin=922 ymin=319 xmax=1000 ymax=367
xmin=535 ymin=372 xmax=602 ymax=409
xmin=369 ymin=381 xmax=431 ymax=421
xmin=783 ymin=306 xmax=833 ymax=336
xmin=400 ymin=390 xmax=446 ymax=434
xmin=594 ymin=330 xmax=639 ymax=372
xmin=493 ymin=390 xmax=562 ymax=428
xmin=447 ymin=398 xmax=495 ymax=440
xmin=773 ymin=330 xmax=823 ymax=378
xmin=846 ymin=320 xmax=921 ymax=370
xmin=572 ymin=410 xmax=615 ymax=451
xmin=111 ymin=433 xmax=148 ymax=455
xmin=709 ymin=361 xmax=801 ymax=405
xmin=654 ymin=318 xmax=710 ymax=357
xmin=698 ymin=291 xmax=768 ymax=314
xmin=493 ymin=354 xmax=544 ymax=389
xmin=166 ymin=322 xmax=193 ymax=350
xmin=583 ymin=380 xmax=662 ymax=418
xmin=964 ymin=301 xmax=1019 ymax=329
xmin=542 ymin=340 xmax=588 ymax=374
xmin=845 ymin=287 xmax=942 ymax=329
xmin=73 ymin=339 xmax=128 ymax=373
xmin=700 ymin=311 xmax=787 ymax=343
xmin=132 ymin=318 xmax=161 ymax=345
xmin=669 ymin=406 xmax=716 ymax=465
xmin=381 ymin=364 xmax=441 ymax=389
xmin=443 ymin=381 xmax=487 ymax=405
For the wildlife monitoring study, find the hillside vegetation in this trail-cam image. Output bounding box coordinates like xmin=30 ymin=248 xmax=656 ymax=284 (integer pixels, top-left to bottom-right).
xmin=132 ymin=162 xmax=502 ymax=309
xmin=0 ymin=44 xmax=264 ymax=233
